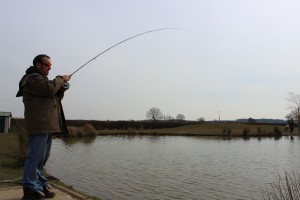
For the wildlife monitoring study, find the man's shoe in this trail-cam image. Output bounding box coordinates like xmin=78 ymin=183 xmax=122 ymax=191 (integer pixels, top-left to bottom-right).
xmin=43 ymin=184 xmax=56 ymax=198
xmin=21 ymin=186 xmax=44 ymax=200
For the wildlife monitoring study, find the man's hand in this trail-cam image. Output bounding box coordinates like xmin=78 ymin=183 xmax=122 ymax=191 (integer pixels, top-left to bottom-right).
xmin=62 ymin=75 xmax=71 ymax=82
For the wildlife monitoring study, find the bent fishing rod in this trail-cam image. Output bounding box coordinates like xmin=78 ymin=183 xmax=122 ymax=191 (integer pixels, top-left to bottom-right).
xmin=69 ymin=28 xmax=181 ymax=77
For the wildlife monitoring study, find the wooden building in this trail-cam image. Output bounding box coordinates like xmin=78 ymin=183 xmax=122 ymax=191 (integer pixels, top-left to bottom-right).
xmin=0 ymin=112 xmax=12 ymax=133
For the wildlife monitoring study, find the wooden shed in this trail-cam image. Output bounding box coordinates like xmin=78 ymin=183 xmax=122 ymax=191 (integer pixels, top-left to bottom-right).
xmin=0 ymin=112 xmax=12 ymax=133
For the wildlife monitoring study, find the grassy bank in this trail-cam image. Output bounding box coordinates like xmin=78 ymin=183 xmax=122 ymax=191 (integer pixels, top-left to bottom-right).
xmin=96 ymin=122 xmax=294 ymax=137
xmin=0 ymin=133 xmax=23 ymax=185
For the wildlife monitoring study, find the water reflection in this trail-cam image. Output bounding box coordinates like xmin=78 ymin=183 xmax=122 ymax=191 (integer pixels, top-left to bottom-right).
xmin=60 ymin=136 xmax=96 ymax=146
xmin=48 ymin=136 xmax=300 ymax=200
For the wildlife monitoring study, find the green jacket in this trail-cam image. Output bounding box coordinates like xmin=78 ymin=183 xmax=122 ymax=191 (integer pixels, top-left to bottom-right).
xmin=16 ymin=66 xmax=68 ymax=136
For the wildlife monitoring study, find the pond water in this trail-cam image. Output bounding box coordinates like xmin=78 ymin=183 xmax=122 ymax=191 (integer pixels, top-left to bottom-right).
xmin=47 ymin=136 xmax=300 ymax=200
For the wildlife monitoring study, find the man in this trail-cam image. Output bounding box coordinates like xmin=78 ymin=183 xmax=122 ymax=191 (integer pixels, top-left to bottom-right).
xmin=16 ymin=54 xmax=71 ymax=200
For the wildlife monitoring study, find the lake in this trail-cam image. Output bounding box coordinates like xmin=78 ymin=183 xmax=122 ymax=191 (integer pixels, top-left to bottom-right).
xmin=47 ymin=135 xmax=300 ymax=200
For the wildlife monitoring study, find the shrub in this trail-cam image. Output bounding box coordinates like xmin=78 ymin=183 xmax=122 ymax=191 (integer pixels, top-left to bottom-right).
xmin=223 ymin=127 xmax=231 ymax=136
xmin=67 ymin=123 xmax=97 ymax=137
xmin=273 ymin=126 xmax=282 ymax=137
xmin=222 ymin=128 xmax=227 ymax=134
xmin=82 ymin=124 xmax=97 ymax=136
xmin=257 ymin=127 xmax=262 ymax=136
xmin=227 ymin=127 xmax=231 ymax=135
xmin=243 ymin=128 xmax=250 ymax=137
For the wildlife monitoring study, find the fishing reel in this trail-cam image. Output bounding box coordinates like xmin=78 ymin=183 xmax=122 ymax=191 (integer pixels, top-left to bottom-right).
xmin=62 ymin=82 xmax=70 ymax=90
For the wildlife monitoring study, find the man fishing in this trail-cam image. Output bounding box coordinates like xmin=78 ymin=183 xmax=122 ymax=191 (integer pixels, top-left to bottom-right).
xmin=14 ymin=29 xmax=176 ymax=199
xmin=16 ymin=54 xmax=71 ymax=200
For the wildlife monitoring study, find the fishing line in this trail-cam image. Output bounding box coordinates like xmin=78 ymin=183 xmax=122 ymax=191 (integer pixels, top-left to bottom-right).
xmin=70 ymin=28 xmax=181 ymax=77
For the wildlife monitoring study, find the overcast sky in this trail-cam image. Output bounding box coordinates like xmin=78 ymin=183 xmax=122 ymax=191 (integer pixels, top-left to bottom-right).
xmin=1 ymin=0 xmax=300 ymax=121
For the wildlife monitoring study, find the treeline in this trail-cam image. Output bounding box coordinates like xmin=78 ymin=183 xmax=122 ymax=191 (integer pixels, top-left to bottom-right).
xmin=11 ymin=118 xmax=286 ymax=132
xmin=66 ymin=120 xmax=199 ymax=130
xmin=10 ymin=118 xmax=199 ymax=131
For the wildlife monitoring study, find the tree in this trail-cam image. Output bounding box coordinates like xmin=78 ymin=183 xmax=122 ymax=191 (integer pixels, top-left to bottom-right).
xmin=286 ymin=92 xmax=300 ymax=128
xmin=164 ymin=115 xmax=174 ymax=121
xmin=248 ymin=118 xmax=256 ymax=123
xmin=197 ymin=117 xmax=205 ymax=123
xmin=145 ymin=107 xmax=163 ymax=122
xmin=176 ymin=114 xmax=185 ymax=121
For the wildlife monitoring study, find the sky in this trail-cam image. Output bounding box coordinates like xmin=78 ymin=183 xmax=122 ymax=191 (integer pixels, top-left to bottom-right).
xmin=1 ymin=0 xmax=300 ymax=121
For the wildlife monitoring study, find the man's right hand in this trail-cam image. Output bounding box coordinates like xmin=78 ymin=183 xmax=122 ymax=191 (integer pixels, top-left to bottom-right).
xmin=62 ymin=75 xmax=71 ymax=82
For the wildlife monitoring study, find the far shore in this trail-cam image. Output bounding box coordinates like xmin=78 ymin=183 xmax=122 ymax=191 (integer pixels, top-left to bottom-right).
xmin=92 ymin=122 xmax=298 ymax=138
xmin=95 ymin=129 xmax=298 ymax=137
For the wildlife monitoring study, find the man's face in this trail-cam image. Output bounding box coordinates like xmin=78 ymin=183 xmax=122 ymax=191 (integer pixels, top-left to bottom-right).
xmin=38 ymin=57 xmax=52 ymax=76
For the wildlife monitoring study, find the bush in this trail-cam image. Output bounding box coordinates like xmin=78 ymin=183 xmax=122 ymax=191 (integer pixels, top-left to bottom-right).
xmin=273 ymin=126 xmax=282 ymax=137
xmin=67 ymin=123 xmax=97 ymax=137
xmin=82 ymin=124 xmax=97 ymax=136
xmin=257 ymin=127 xmax=262 ymax=136
xmin=222 ymin=128 xmax=227 ymax=134
xmin=227 ymin=127 xmax=231 ymax=135
xmin=243 ymin=128 xmax=250 ymax=137
xmin=222 ymin=127 xmax=231 ymax=136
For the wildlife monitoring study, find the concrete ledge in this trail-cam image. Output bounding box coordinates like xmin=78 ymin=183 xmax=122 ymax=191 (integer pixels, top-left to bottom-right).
xmin=0 ymin=184 xmax=92 ymax=200
xmin=52 ymin=183 xmax=92 ymax=200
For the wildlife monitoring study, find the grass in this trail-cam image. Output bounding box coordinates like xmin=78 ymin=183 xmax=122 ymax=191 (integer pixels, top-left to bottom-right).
xmin=96 ymin=122 xmax=290 ymax=137
xmin=0 ymin=133 xmax=23 ymax=187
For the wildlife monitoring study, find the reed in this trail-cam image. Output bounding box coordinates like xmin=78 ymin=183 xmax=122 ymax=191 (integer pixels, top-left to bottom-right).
xmin=261 ymin=171 xmax=300 ymax=200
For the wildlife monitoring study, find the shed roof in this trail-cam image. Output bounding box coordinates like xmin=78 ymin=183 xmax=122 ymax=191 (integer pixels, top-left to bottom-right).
xmin=0 ymin=112 xmax=12 ymax=117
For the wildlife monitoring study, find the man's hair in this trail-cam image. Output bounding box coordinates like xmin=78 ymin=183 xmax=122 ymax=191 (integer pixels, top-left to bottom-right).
xmin=33 ymin=54 xmax=50 ymax=67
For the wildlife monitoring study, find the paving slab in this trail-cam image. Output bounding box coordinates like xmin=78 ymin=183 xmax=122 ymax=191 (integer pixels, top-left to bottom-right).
xmin=0 ymin=184 xmax=91 ymax=200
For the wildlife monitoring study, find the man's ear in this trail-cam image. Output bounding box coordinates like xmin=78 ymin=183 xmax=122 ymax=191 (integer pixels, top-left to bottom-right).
xmin=36 ymin=62 xmax=42 ymax=69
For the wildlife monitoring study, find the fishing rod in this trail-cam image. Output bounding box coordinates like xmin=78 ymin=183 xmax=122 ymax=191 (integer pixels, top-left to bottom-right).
xmin=70 ymin=28 xmax=181 ymax=76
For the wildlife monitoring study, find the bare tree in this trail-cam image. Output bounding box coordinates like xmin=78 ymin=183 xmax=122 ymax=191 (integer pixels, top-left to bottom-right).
xmin=286 ymin=92 xmax=300 ymax=128
xmin=176 ymin=114 xmax=185 ymax=121
xmin=164 ymin=115 xmax=174 ymax=121
xmin=146 ymin=107 xmax=163 ymax=122
xmin=197 ymin=117 xmax=205 ymax=123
